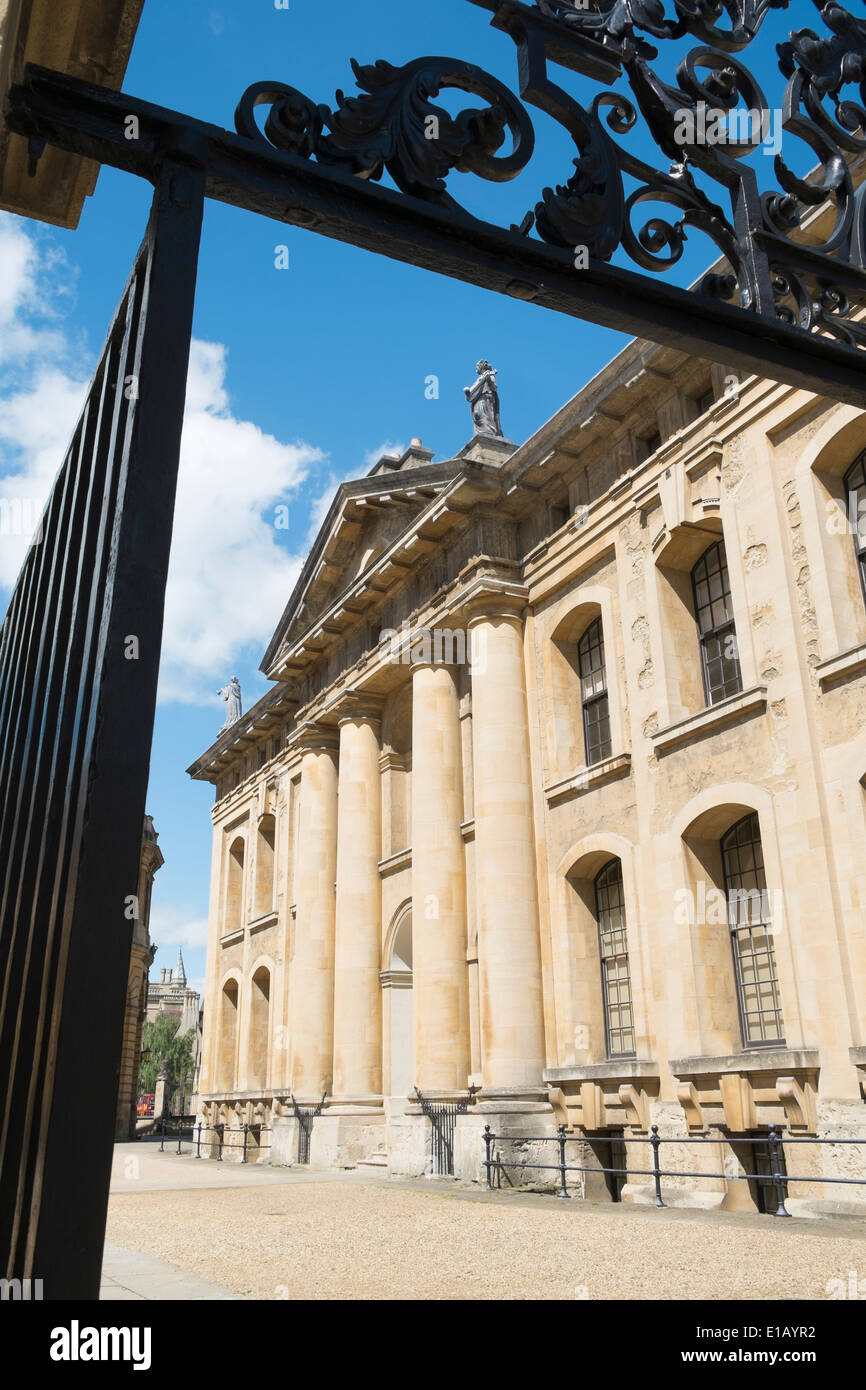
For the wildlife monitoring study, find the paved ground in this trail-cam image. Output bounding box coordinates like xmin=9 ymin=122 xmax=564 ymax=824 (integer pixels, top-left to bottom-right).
xmin=104 ymin=1145 xmax=866 ymax=1301
xmin=101 ymin=1244 xmax=246 ymax=1300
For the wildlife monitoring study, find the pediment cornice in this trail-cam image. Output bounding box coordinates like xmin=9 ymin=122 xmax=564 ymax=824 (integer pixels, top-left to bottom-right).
xmin=261 ymin=461 xmax=505 ymax=681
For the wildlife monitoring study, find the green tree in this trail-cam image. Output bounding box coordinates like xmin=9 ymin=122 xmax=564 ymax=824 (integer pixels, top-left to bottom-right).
xmin=138 ymin=1016 xmax=195 ymax=1103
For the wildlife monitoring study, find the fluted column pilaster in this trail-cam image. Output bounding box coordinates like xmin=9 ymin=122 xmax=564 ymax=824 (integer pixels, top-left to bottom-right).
xmin=288 ymin=726 xmax=338 ymax=1100
xmin=467 ymin=594 xmax=545 ymax=1097
xmin=411 ymin=662 xmax=470 ymax=1096
xmin=332 ymin=698 xmax=384 ymax=1107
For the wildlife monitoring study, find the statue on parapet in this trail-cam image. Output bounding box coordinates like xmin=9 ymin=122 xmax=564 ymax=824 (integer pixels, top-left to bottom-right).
xmin=217 ymin=675 xmax=242 ymax=732
xmin=464 ymin=359 xmax=504 ymax=439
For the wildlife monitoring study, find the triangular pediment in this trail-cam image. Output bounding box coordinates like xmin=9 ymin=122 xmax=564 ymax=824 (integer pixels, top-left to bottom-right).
xmin=261 ymin=458 xmax=464 ymax=675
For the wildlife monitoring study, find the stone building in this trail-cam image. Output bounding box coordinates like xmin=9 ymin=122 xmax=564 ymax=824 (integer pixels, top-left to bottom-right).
xmin=146 ymin=949 xmax=200 ymax=1034
xmin=188 ymin=329 xmax=866 ymax=1213
xmin=114 ymin=815 xmax=161 ymax=1142
xmin=145 ymin=951 xmax=202 ymax=1112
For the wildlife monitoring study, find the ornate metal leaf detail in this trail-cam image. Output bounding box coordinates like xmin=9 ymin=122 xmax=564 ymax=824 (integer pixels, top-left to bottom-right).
xmin=236 ymin=57 xmax=534 ymax=206
xmin=535 ymin=0 xmax=789 ymax=55
xmin=534 ymin=95 xmax=629 ymax=256
xmin=237 ymin=0 xmax=866 ymax=350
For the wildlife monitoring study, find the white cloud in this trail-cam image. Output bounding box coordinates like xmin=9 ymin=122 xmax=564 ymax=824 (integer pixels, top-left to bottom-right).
xmin=149 ymin=902 xmax=210 ymax=952
xmin=0 ymin=215 xmax=330 ymax=704
xmin=0 ymin=215 xmax=89 ymax=585
xmin=364 ymin=438 xmax=405 ymax=468
xmin=160 ymin=339 xmax=324 ymax=702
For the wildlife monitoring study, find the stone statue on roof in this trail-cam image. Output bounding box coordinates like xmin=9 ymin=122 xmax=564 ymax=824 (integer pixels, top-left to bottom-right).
xmin=464 ymin=359 xmax=503 ymax=439
xmin=217 ymin=676 xmax=242 ymax=732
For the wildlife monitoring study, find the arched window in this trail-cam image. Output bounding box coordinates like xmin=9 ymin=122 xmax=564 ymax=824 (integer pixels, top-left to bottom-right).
xmin=225 ymin=837 xmax=245 ymax=934
xmin=692 ymin=539 xmax=742 ymax=706
xmin=253 ymin=815 xmax=275 ymax=919
xmin=578 ymin=618 xmax=611 ymax=766
xmin=844 ymin=452 xmax=866 ymax=604
xmin=721 ymin=813 xmax=784 ymax=1047
xmin=218 ymin=979 xmax=239 ymax=1091
xmin=594 ymin=859 xmax=635 ymax=1058
xmin=247 ymin=967 xmax=270 ymax=1092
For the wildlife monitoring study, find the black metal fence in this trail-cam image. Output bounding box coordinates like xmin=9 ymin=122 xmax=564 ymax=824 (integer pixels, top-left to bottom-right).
xmin=482 ymin=1125 xmax=866 ymax=1217
xmin=416 ymin=1088 xmax=473 ymax=1176
xmin=0 ymin=163 xmax=204 ymax=1297
xmin=149 ymin=1121 xmax=272 ymax=1162
xmin=291 ymin=1094 xmax=325 ymax=1165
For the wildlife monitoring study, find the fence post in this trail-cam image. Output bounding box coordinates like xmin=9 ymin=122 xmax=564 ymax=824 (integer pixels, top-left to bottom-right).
xmin=217 ymin=1123 xmax=224 ymax=1162
xmin=176 ymin=1128 xmax=182 ymax=1156
xmin=483 ymin=1125 xmax=494 ymax=1191
xmin=650 ymin=1125 xmax=665 ymax=1208
xmin=767 ymin=1125 xmax=790 ymax=1218
xmin=194 ymin=1124 xmax=202 ymax=1159
xmin=556 ymin=1125 xmax=571 ymax=1199
xmin=242 ymin=1124 xmax=249 ymax=1164
xmin=158 ymin=1119 xmax=165 ymax=1154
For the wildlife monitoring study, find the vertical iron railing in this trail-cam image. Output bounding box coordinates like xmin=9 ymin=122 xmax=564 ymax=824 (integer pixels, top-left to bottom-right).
xmin=0 ymin=160 xmax=204 ymax=1298
xmin=415 ymin=1087 xmax=473 ymax=1176
xmin=480 ymin=1125 xmax=865 ymax=1216
xmin=291 ymin=1094 xmax=325 ymax=1165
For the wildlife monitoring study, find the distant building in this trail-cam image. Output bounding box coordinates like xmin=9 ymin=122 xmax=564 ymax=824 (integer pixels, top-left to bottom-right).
xmin=147 ymin=949 xmax=202 ymax=1114
xmin=114 ymin=815 xmax=162 ymax=1142
xmin=147 ymin=949 xmax=200 ymax=1035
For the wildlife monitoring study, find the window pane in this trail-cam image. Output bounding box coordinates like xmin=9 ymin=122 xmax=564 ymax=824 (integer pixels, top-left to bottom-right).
xmin=692 ymin=541 xmax=742 ymax=705
xmin=845 ymin=453 xmax=866 ymax=607
xmin=722 ymin=813 xmax=784 ymax=1045
xmin=579 ymin=618 xmax=612 ymax=765
xmin=595 ymin=860 xmax=636 ymax=1057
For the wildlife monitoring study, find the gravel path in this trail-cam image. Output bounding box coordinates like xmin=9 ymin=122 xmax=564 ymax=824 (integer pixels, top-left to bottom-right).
xmin=105 ymin=1178 xmax=866 ymax=1300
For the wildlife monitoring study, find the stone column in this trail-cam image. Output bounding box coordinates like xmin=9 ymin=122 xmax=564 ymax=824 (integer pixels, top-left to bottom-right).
xmin=411 ymin=662 xmax=471 ymax=1096
xmin=288 ymin=726 xmax=339 ymax=1101
xmin=332 ymin=698 xmax=384 ymax=1106
xmin=467 ymin=593 xmax=545 ymax=1098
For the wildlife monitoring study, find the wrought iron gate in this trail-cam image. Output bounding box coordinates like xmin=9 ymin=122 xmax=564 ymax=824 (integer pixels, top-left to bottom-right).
xmin=0 ymin=161 xmax=204 ymax=1299
xmin=415 ymin=1088 xmax=472 ymax=1176
xmin=291 ymin=1094 xmax=325 ymax=1165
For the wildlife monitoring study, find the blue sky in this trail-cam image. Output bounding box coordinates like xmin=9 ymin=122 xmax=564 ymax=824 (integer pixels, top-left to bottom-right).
xmin=0 ymin=0 xmax=816 ymax=991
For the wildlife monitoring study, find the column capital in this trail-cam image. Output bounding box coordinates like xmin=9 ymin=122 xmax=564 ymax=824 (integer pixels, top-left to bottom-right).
xmin=334 ymin=690 xmax=385 ymax=728
xmin=459 ymin=577 xmax=529 ymax=629
xmin=291 ymin=721 xmax=339 ymax=755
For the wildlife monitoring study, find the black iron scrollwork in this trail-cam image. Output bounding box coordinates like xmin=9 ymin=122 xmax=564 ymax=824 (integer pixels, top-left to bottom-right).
xmin=235 ymin=0 xmax=866 ymax=349
xmin=235 ymin=56 xmax=534 ymax=206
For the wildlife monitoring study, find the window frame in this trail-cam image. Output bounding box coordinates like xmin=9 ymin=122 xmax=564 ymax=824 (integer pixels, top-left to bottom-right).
xmin=691 ymin=539 xmax=743 ymax=707
xmin=578 ymin=616 xmax=612 ymax=766
xmin=721 ymin=812 xmax=785 ymax=1049
xmin=594 ymin=858 xmax=636 ymax=1059
xmin=844 ymin=451 xmax=866 ymax=607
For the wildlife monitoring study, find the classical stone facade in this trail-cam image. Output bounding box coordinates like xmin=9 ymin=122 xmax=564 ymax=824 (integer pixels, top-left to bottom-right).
xmin=189 ymin=337 xmax=866 ymax=1214
xmin=114 ymin=815 xmax=162 ymax=1142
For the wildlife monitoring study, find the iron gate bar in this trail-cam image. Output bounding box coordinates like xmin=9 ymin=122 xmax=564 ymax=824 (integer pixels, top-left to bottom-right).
xmin=8 ymin=62 xmax=866 ymax=408
xmin=290 ymin=1094 xmax=325 ymax=1164
xmin=415 ymin=1087 xmax=472 ymax=1175
xmin=0 ymin=159 xmax=204 ymax=1298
